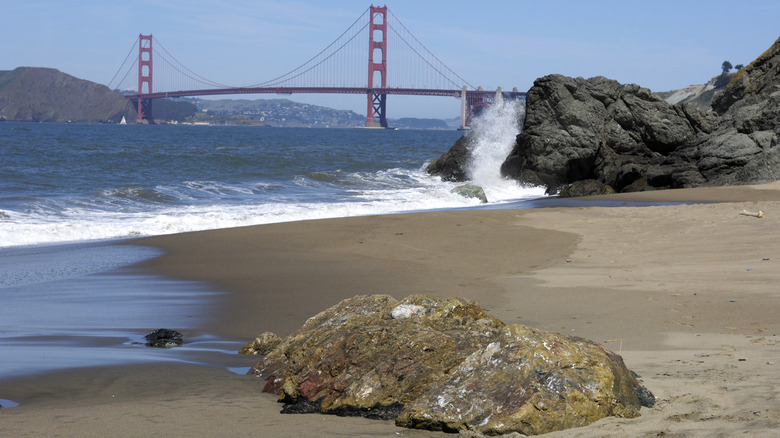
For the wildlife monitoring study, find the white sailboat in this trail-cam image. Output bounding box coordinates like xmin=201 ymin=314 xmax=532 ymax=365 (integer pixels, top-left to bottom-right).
xmin=119 ymin=116 xmax=127 ymax=124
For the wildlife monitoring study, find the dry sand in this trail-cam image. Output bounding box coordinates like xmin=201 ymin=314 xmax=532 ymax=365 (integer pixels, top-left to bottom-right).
xmin=2 ymin=183 xmax=780 ymax=437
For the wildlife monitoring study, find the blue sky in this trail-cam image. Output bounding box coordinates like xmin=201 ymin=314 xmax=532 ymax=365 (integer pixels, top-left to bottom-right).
xmin=3 ymin=0 xmax=778 ymax=118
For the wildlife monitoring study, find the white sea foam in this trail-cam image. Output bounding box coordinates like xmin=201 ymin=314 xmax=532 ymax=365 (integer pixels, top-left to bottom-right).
xmin=0 ymin=180 xmax=475 ymax=247
xmin=466 ymin=98 xmax=545 ymax=203
xmin=0 ymin=176 xmax=543 ymax=248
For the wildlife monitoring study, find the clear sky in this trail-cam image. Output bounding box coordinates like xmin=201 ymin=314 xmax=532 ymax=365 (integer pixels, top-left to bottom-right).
xmin=3 ymin=0 xmax=778 ymax=119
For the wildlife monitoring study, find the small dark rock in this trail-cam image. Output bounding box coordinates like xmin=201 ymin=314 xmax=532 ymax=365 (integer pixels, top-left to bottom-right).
xmin=426 ymin=134 xmax=473 ymax=182
xmin=280 ymin=397 xmax=324 ymax=415
xmin=557 ymin=179 xmax=616 ymax=198
xmin=452 ymin=183 xmax=488 ymax=203
xmin=636 ymin=385 xmax=656 ymax=408
xmin=144 ymin=328 xmax=183 ymax=348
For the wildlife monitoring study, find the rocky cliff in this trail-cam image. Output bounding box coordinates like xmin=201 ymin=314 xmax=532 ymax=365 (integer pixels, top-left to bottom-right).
xmin=0 ymin=67 xmax=136 ymax=123
xmin=428 ymin=37 xmax=780 ymax=195
xmin=499 ymin=75 xmax=718 ymax=192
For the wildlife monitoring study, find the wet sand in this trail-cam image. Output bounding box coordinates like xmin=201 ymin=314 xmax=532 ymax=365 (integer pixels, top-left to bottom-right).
xmin=2 ymin=183 xmax=780 ymax=437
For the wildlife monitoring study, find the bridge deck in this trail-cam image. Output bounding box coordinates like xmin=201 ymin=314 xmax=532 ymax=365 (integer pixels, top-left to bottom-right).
xmin=123 ymin=87 xmax=526 ymax=100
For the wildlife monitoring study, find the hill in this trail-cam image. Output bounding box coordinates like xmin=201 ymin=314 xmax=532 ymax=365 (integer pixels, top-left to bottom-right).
xmin=654 ymin=73 xmax=734 ymax=111
xmin=192 ymin=98 xmax=452 ymax=129
xmin=193 ymin=98 xmax=364 ymax=128
xmin=0 ymin=67 xmax=452 ymax=128
xmin=0 ymin=67 xmax=135 ymax=123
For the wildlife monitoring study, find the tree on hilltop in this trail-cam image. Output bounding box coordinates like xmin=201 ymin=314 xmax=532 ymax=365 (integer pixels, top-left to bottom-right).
xmin=721 ymin=60 xmax=733 ymax=74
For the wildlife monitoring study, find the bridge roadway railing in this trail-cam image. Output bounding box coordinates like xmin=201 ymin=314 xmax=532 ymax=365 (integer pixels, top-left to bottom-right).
xmin=124 ymin=87 xmax=526 ymax=128
xmin=124 ymin=87 xmax=525 ymax=100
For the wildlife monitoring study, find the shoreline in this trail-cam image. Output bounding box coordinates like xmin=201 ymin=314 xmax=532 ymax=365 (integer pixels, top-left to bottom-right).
xmin=2 ymin=182 xmax=780 ymax=436
xmin=0 ymin=239 xmax=255 ymax=381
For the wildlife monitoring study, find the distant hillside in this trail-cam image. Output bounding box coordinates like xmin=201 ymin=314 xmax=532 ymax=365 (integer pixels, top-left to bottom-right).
xmin=0 ymin=67 xmax=452 ymax=128
xmin=194 ymin=98 xmax=364 ymax=128
xmin=193 ymin=98 xmax=453 ymax=129
xmin=0 ymin=67 xmax=135 ymax=123
xmin=655 ymin=73 xmax=735 ymax=111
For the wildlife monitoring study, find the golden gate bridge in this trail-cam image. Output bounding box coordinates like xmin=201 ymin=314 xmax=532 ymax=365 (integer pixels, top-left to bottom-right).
xmin=108 ymin=5 xmax=525 ymax=129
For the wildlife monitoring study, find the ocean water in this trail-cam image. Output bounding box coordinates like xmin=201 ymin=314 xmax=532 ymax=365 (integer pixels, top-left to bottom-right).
xmin=0 ymin=102 xmax=545 ymax=382
xmin=0 ymin=101 xmax=544 ymax=248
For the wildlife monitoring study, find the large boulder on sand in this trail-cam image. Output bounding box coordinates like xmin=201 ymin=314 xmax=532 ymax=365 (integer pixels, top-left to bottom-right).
xmin=243 ymin=294 xmax=652 ymax=435
xmin=396 ymin=324 xmax=644 ymax=435
xmin=248 ymin=295 xmax=505 ymax=420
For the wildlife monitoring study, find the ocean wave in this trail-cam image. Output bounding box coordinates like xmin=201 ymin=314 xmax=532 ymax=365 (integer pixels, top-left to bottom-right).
xmin=0 ymin=176 xmax=546 ymax=248
xmin=0 ymin=112 xmax=546 ymax=248
xmin=97 ymin=186 xmax=179 ymax=205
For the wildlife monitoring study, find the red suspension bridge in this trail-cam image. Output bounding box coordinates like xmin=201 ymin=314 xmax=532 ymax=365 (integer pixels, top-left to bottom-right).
xmin=108 ymin=5 xmax=525 ymax=129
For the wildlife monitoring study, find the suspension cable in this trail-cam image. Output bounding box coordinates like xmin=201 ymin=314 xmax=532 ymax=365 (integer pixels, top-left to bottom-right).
xmin=261 ymin=22 xmax=369 ymax=87
xmin=387 ymin=9 xmax=475 ymax=90
xmin=153 ymin=37 xmax=234 ymax=88
xmin=108 ymin=35 xmax=140 ymax=90
xmin=244 ymin=6 xmax=370 ymax=88
xmin=114 ymin=6 xmax=475 ymax=94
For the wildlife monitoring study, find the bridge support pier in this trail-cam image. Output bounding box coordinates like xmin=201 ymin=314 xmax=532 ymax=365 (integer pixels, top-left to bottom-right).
xmin=137 ymin=34 xmax=154 ymax=122
xmin=460 ymin=86 xmax=468 ymax=130
xmin=365 ymin=5 xmax=388 ymax=128
xmin=134 ymin=98 xmax=154 ymax=124
xmin=366 ymin=93 xmax=387 ymax=128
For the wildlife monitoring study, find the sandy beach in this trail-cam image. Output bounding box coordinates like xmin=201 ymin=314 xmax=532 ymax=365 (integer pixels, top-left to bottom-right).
xmin=2 ymin=183 xmax=780 ymax=437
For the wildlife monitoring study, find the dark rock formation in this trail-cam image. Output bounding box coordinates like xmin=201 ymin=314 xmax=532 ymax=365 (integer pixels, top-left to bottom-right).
xmin=0 ymin=67 xmax=136 ymax=123
xmin=558 ymin=179 xmax=616 ymax=198
xmin=244 ymin=294 xmax=651 ymax=435
xmin=498 ymin=74 xmax=717 ymax=193
xmin=712 ymin=38 xmax=780 ymax=115
xmin=428 ymin=37 xmax=780 ymax=196
xmin=426 ymin=134 xmax=474 ymax=182
xmin=144 ymin=328 xmax=183 ymax=348
xmin=678 ymin=36 xmax=780 ymax=188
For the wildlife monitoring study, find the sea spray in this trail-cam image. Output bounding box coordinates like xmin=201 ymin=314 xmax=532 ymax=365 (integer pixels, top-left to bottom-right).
xmin=465 ymin=100 xmax=543 ymax=202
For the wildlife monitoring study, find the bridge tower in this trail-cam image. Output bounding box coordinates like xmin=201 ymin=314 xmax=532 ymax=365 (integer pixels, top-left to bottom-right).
xmin=365 ymin=5 xmax=387 ymax=128
xmin=137 ymin=34 xmax=153 ymax=122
